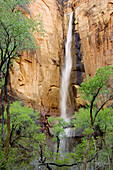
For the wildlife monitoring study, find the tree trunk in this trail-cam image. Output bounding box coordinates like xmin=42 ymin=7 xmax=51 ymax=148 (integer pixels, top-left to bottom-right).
xmin=1 ymin=84 xmax=5 ymax=146
xmin=110 ymin=146 xmax=113 ymax=170
xmin=5 ymin=101 xmax=10 ymax=157
xmin=46 ymin=164 xmax=52 ymax=170
xmin=40 ymin=144 xmax=43 ymax=163
xmin=0 ymin=71 xmax=5 ymax=146
xmin=102 ymin=138 xmax=112 ymax=170
xmin=56 ymin=136 xmax=60 ymax=153
xmin=83 ymin=137 xmax=90 ymax=170
xmin=5 ymin=59 xmax=10 ymax=158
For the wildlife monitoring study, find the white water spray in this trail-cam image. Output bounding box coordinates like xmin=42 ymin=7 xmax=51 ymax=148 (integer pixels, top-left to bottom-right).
xmin=60 ymin=12 xmax=73 ymax=119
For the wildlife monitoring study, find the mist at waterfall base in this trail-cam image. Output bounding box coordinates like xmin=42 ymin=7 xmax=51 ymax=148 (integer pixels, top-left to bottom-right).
xmin=60 ymin=12 xmax=73 ymax=120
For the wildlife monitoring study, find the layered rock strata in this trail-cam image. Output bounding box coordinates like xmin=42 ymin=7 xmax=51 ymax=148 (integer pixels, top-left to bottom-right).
xmin=63 ymin=0 xmax=113 ymax=110
xmin=74 ymin=0 xmax=113 ymax=76
xmin=10 ymin=0 xmax=63 ymax=115
xmin=10 ymin=0 xmax=113 ymax=114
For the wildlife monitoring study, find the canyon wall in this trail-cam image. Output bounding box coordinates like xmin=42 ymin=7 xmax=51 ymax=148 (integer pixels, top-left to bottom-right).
xmin=73 ymin=0 xmax=113 ymax=76
xmin=10 ymin=0 xmax=113 ymax=115
xmin=10 ymin=0 xmax=63 ymax=115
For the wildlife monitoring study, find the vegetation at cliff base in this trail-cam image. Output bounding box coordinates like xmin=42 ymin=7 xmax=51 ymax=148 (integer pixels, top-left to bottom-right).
xmin=0 ymin=101 xmax=49 ymax=169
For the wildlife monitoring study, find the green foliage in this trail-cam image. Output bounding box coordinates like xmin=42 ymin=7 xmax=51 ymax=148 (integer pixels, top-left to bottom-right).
xmin=96 ymin=107 xmax=113 ymax=130
xmin=0 ymin=101 xmax=46 ymax=169
xmin=48 ymin=116 xmax=69 ymax=141
xmin=73 ymin=107 xmax=113 ymax=167
xmin=74 ymin=107 xmax=113 ymax=140
xmin=0 ymin=0 xmax=45 ymax=71
xmin=74 ymin=137 xmax=95 ymax=162
xmin=4 ymin=101 xmax=39 ymax=136
xmin=72 ymin=66 xmax=113 ymax=168
xmin=96 ymin=107 xmax=113 ymax=151
xmin=80 ymin=66 xmax=113 ymax=102
xmin=47 ymin=117 xmax=76 ymax=167
xmin=0 ymin=77 xmax=5 ymax=87
xmin=0 ymin=0 xmax=44 ymax=49
xmin=73 ymin=108 xmax=91 ymax=130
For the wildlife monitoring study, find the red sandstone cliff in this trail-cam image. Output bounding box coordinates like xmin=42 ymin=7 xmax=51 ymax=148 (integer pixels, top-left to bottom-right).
xmin=10 ymin=0 xmax=113 ymax=114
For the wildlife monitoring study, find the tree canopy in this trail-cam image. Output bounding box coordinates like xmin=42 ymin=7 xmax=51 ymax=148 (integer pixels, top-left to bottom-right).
xmin=0 ymin=0 xmax=44 ymax=71
xmin=74 ymin=66 xmax=113 ymax=169
xmin=80 ymin=66 xmax=113 ymax=127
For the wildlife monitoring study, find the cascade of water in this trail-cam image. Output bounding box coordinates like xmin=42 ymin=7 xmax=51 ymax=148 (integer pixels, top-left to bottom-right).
xmin=60 ymin=12 xmax=73 ymax=119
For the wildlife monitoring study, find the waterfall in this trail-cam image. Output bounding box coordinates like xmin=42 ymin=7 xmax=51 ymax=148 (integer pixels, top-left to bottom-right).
xmin=60 ymin=12 xmax=73 ymax=119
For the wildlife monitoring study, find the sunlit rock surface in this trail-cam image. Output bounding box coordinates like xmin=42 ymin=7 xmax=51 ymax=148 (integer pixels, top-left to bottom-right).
xmin=10 ymin=0 xmax=113 ymax=114
xmin=73 ymin=0 xmax=113 ymax=76
xmin=10 ymin=0 xmax=63 ymax=114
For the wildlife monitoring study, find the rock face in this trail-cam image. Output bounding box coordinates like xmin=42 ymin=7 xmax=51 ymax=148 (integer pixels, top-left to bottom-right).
xmin=10 ymin=0 xmax=113 ymax=115
xmin=73 ymin=0 xmax=113 ymax=77
xmin=10 ymin=0 xmax=63 ymax=115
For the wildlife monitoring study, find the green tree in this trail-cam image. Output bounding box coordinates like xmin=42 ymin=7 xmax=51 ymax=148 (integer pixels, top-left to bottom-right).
xmin=0 ymin=101 xmax=47 ymax=169
xmin=74 ymin=66 xmax=113 ymax=170
xmin=80 ymin=66 xmax=113 ymax=128
xmin=48 ymin=116 xmax=68 ymax=154
xmin=0 ymin=0 xmax=44 ymax=155
xmin=0 ymin=0 xmax=44 ymax=71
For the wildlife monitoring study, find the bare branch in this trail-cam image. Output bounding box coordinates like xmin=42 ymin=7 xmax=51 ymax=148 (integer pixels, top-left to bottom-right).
xmin=90 ymin=86 xmax=102 ymax=127
xmin=0 ymin=38 xmax=17 ymax=71
xmin=8 ymin=38 xmax=17 ymax=57
xmin=16 ymin=142 xmax=30 ymax=152
xmin=0 ymin=20 xmax=11 ymax=60
xmin=83 ymin=137 xmax=91 ymax=170
xmin=0 ymin=42 xmax=3 ymax=61
xmin=10 ymin=135 xmax=26 ymax=147
xmin=93 ymin=96 xmax=113 ymax=123
xmin=39 ymin=152 xmax=98 ymax=168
